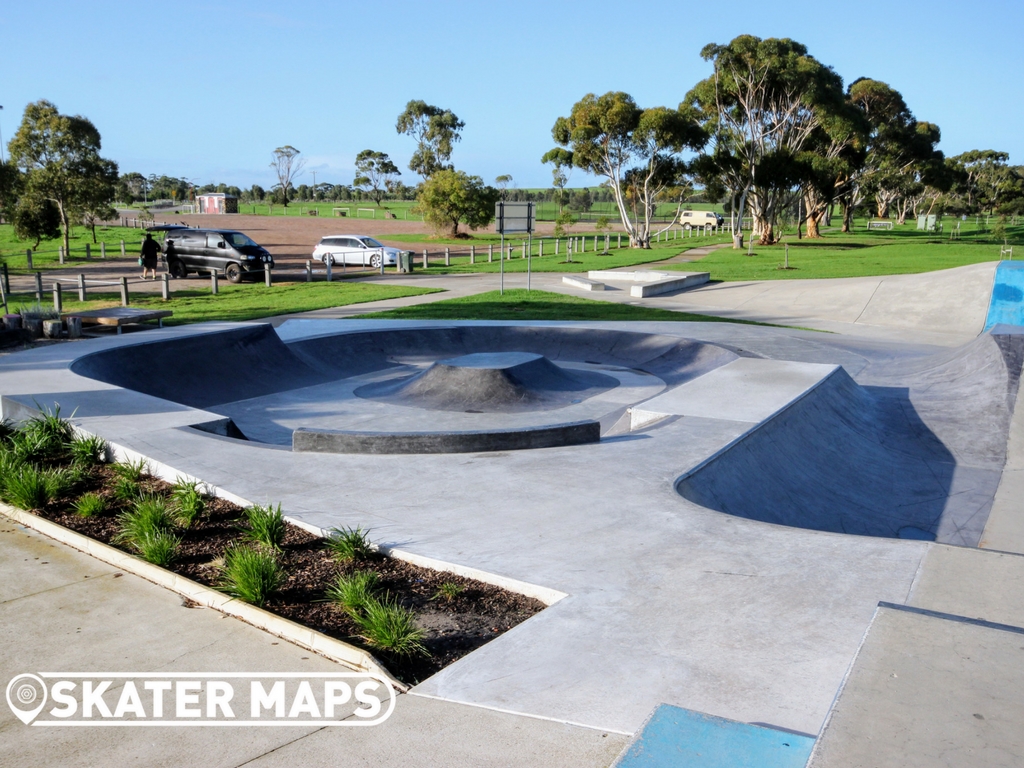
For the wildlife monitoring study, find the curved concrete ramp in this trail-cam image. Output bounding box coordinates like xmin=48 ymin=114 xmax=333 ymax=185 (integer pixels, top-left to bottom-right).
xmin=677 ymin=368 xmax=986 ymax=544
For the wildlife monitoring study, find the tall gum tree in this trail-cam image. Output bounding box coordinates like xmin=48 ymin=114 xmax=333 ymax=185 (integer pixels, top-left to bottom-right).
xmin=685 ymin=35 xmax=847 ymax=245
xmin=548 ymin=92 xmax=704 ymax=248
xmin=396 ymin=101 xmax=464 ymax=180
xmin=7 ymin=100 xmax=118 ymax=256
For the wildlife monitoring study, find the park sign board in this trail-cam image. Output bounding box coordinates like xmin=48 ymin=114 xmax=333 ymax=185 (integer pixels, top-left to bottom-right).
xmin=495 ymin=202 xmax=534 ymax=234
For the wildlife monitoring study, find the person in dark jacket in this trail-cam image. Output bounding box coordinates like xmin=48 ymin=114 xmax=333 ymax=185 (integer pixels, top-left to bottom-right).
xmin=140 ymin=233 xmax=160 ymax=279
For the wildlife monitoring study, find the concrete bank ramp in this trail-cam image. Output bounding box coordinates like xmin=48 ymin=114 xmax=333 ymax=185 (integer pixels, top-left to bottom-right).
xmin=676 ymin=330 xmax=1024 ymax=545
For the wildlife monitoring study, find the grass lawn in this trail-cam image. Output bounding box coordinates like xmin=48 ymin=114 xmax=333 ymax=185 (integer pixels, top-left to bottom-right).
xmin=360 ymin=288 xmax=774 ymax=325
xmin=0 ymin=224 xmax=151 ymax=271
xmin=666 ymin=234 xmax=1010 ymax=281
xmin=8 ymin=282 xmax=440 ymax=325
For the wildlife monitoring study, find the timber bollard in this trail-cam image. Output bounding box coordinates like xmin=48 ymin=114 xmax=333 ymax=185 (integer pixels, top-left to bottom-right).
xmin=85 ymin=243 xmax=91 ymax=260
xmin=555 ymin=239 xmax=560 ymax=255
xmin=101 ymin=242 xmax=106 ymax=259
xmin=305 ymin=260 xmax=312 ymax=282
xmin=265 ymin=263 xmax=272 ymax=287
xmin=445 ymin=247 xmax=450 ymax=267
xmin=52 ymin=283 xmax=63 ymax=314
xmin=210 ymin=273 xmax=218 ymax=295
xmin=488 ymin=244 xmax=493 ymax=263
xmin=522 ymin=242 xmax=526 ymax=259
xmin=120 ymin=277 xmax=130 ymax=306
xmin=120 ymin=240 xmax=126 ymax=257
xmin=539 ymin=241 xmax=544 ymax=258
xmin=423 ymin=249 xmax=428 ymax=268
xmin=161 ymin=274 xmax=170 ymax=301
xmin=618 ymin=234 xmax=622 ymax=248
xmin=326 ymin=258 xmax=333 ymax=282
xmin=26 ymin=249 xmax=33 ymax=270
xmin=35 ymin=272 xmax=43 ymax=303
xmin=1 ymin=263 xmax=8 ymax=295
xmin=78 ymin=274 xmax=86 ymax=302
xmin=59 ymin=246 xmax=65 ymax=264
xmin=470 ymin=245 xmax=475 ymax=264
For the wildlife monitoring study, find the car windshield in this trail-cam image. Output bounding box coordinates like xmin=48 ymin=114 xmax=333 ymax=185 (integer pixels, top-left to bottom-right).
xmin=224 ymin=232 xmax=258 ymax=248
xmin=359 ymin=237 xmax=385 ymax=249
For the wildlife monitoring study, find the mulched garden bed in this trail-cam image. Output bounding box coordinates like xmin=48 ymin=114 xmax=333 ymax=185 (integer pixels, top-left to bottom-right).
xmin=29 ymin=464 xmax=545 ymax=685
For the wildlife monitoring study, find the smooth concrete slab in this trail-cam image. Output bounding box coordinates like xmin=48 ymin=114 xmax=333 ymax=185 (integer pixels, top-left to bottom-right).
xmin=631 ymin=358 xmax=837 ymax=424
xmin=907 ymin=545 xmax=1024 ymax=628
xmin=809 ymin=605 xmax=1024 ymax=768
xmin=981 ymin=378 xmax=1024 ymax=554
xmin=589 ymin=270 xmax=674 ymax=282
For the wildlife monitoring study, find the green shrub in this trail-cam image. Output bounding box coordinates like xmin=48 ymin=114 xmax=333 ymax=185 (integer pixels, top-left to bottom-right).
xmin=325 ymin=570 xmax=379 ymax=615
xmin=241 ymin=503 xmax=285 ymax=550
xmin=112 ymin=457 xmax=149 ymax=482
xmin=112 ymin=475 xmax=143 ymax=502
xmin=171 ymin=478 xmax=207 ymax=528
xmin=135 ymin=530 xmax=180 ymax=567
xmin=354 ymin=596 xmax=427 ymax=657
xmin=69 ymin=434 xmax=108 ymax=466
xmin=325 ymin=526 xmax=373 ymax=562
xmin=433 ymin=581 xmax=465 ymax=603
xmin=73 ymin=492 xmax=106 ymax=518
xmin=219 ymin=545 xmax=283 ymax=606
xmin=0 ymin=418 xmax=16 ymax=444
xmin=113 ymin=495 xmax=175 ymax=549
xmin=18 ymin=405 xmax=74 ymax=462
xmin=2 ymin=464 xmax=53 ymax=509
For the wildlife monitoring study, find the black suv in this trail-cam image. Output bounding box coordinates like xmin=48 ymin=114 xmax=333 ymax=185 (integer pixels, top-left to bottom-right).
xmin=148 ymin=226 xmax=274 ymax=282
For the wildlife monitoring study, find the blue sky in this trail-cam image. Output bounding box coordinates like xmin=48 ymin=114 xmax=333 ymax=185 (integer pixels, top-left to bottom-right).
xmin=2 ymin=0 xmax=1021 ymax=190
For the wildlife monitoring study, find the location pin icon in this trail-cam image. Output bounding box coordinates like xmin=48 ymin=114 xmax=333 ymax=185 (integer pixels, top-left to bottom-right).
xmin=6 ymin=674 xmax=48 ymax=725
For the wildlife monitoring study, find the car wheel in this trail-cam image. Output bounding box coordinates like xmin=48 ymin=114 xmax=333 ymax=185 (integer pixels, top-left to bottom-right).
xmin=225 ymin=263 xmax=242 ymax=283
xmin=168 ymin=259 xmax=187 ymax=279
xmin=370 ymin=253 xmax=382 ymax=269
xmin=322 ymin=254 xmax=335 ymax=267
xmin=683 ymin=223 xmax=692 ymax=231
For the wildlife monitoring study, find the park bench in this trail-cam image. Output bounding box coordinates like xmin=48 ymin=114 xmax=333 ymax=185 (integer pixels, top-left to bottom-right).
xmin=868 ymin=221 xmax=894 ymax=230
xmin=62 ymin=307 xmax=172 ymax=335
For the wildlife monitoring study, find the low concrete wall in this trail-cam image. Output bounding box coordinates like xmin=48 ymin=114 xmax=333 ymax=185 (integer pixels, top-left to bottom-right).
xmin=562 ymin=275 xmax=606 ymax=291
xmin=293 ymin=420 xmax=601 ymax=454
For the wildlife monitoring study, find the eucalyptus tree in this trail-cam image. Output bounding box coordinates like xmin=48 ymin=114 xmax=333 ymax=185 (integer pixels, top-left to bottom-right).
xmin=844 ymin=79 xmax=943 ymax=225
xmin=541 ymin=147 xmax=573 ymax=213
xmin=270 ymin=145 xmax=306 ymax=206
xmin=353 ymin=150 xmax=401 ymax=207
xmin=7 ymin=100 xmax=118 ymax=256
xmin=395 ymin=100 xmax=464 ymax=179
xmin=547 ymin=92 xmax=704 ymax=247
xmin=685 ymin=35 xmax=848 ymax=244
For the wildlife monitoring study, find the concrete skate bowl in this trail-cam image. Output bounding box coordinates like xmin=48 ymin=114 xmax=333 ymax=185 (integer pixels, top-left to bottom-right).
xmin=676 ymin=330 xmax=1024 ymax=546
xmin=69 ymin=323 xmax=739 ymax=453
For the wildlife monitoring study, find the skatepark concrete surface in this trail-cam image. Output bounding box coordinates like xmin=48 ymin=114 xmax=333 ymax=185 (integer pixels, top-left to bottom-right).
xmin=1 ymin=259 xmax=1022 ymax=766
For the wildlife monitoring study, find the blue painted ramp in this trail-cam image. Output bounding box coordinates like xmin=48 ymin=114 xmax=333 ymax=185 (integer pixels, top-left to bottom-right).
xmin=615 ymin=705 xmax=815 ymax=768
xmin=985 ymin=261 xmax=1024 ymax=331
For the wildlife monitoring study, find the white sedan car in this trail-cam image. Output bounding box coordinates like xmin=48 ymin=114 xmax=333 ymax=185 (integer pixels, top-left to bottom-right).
xmin=311 ymin=235 xmax=403 ymax=269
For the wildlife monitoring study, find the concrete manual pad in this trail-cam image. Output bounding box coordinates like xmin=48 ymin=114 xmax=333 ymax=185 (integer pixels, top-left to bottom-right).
xmin=809 ymin=604 xmax=1024 ymax=768
xmin=631 ymin=357 xmax=837 ymax=424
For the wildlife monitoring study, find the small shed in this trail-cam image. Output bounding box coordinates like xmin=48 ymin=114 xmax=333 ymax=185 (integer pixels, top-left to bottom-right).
xmin=196 ymin=193 xmax=238 ymax=214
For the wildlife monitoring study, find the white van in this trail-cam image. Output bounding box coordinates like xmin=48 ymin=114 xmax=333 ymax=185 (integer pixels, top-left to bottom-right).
xmin=679 ymin=210 xmax=724 ymax=230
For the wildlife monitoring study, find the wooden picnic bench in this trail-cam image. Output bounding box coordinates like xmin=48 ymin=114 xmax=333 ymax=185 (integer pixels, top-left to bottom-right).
xmin=62 ymin=307 xmax=173 ymax=335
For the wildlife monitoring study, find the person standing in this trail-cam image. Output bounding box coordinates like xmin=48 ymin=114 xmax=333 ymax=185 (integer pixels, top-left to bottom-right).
xmin=140 ymin=233 xmax=160 ymax=279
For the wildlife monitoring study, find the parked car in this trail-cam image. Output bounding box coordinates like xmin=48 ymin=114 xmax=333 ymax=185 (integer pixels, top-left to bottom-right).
xmin=147 ymin=226 xmax=274 ymax=282
xmin=312 ymin=235 xmax=405 ymax=269
xmin=679 ymin=210 xmax=724 ymax=229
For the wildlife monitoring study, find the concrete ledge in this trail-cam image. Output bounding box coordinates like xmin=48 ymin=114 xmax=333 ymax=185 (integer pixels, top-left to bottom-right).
xmin=292 ymin=420 xmax=601 ymax=455
xmin=0 ymin=501 xmax=407 ymax=692
xmin=628 ymin=272 xmax=710 ymax=298
xmin=561 ymin=275 xmax=606 ymax=291
xmin=588 ymin=270 xmax=672 ymax=282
